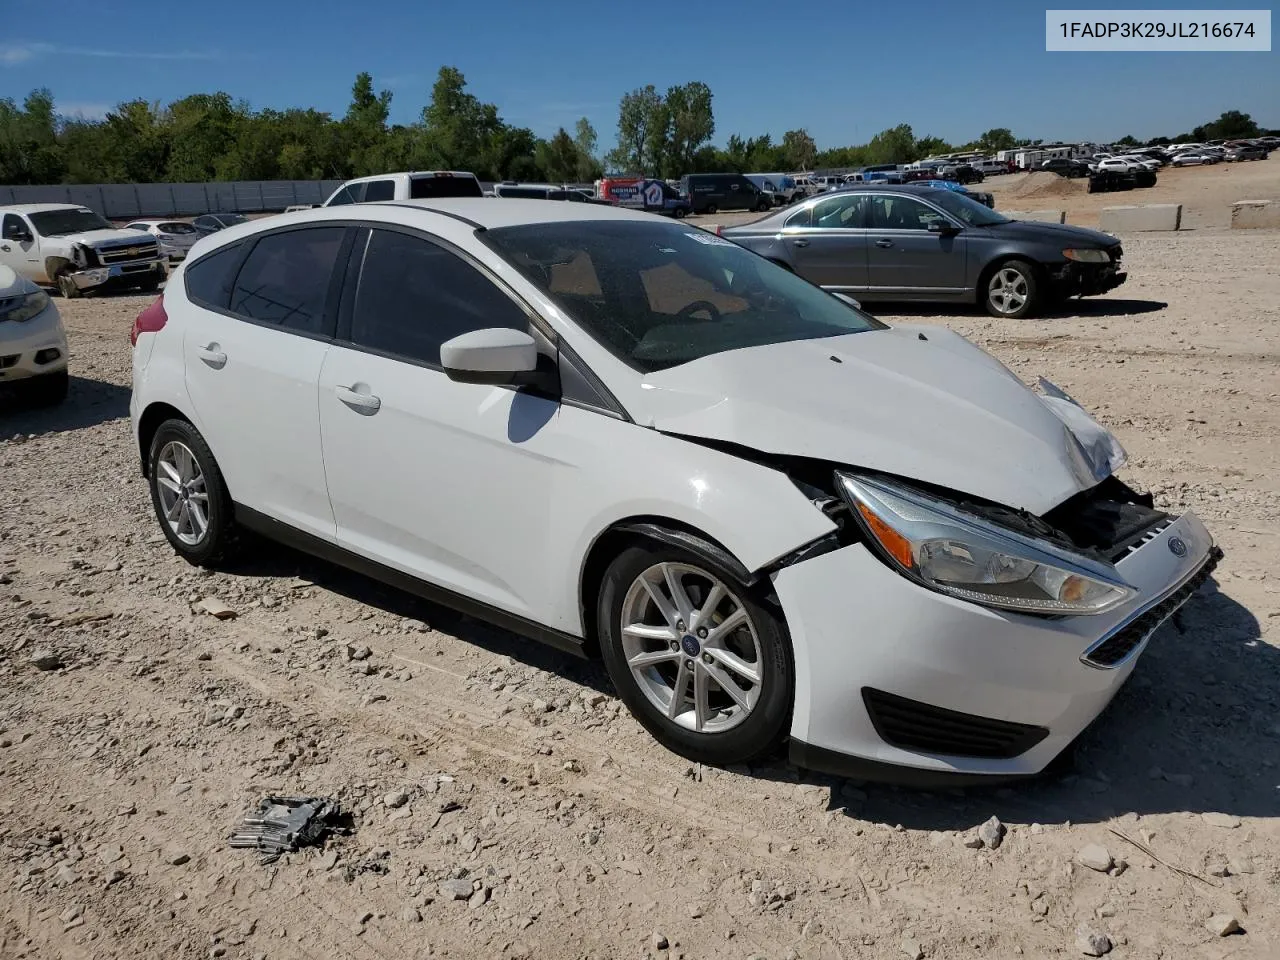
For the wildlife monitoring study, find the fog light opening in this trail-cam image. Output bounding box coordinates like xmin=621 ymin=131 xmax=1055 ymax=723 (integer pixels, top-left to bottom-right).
xmin=34 ymin=348 xmax=61 ymax=365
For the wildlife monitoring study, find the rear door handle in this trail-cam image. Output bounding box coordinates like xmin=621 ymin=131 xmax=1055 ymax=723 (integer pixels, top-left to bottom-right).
xmin=196 ymin=343 xmax=227 ymax=367
xmin=791 ymin=238 xmax=809 ymax=247
xmin=875 ymin=239 xmax=894 ymax=248
xmin=336 ymin=384 xmax=381 ymax=414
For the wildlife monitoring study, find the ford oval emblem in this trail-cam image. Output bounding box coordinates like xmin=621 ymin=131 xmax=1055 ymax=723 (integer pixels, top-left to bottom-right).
xmin=1168 ymin=537 xmax=1187 ymax=557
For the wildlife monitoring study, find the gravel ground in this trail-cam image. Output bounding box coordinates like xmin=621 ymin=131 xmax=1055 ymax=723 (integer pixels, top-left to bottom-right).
xmin=1 ymin=227 xmax=1278 ymax=960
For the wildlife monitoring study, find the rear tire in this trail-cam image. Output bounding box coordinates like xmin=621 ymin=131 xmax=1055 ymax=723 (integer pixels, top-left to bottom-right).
xmin=597 ymin=541 xmax=793 ymax=767
xmin=705 ymin=204 xmax=718 ymax=216
xmin=147 ymin=418 xmax=242 ymax=567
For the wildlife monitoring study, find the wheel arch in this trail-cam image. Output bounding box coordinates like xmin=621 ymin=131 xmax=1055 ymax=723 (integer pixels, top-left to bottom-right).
xmin=577 ymin=516 xmax=762 ymax=659
xmin=136 ymin=401 xmax=193 ymax=479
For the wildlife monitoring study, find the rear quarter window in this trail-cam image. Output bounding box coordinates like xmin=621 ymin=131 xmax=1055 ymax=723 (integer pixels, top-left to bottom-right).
xmin=183 ymin=243 xmax=244 ymax=310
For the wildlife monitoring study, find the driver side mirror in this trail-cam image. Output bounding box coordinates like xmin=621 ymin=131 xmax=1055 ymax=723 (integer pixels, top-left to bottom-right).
xmin=927 ymin=220 xmax=960 ymax=235
xmin=3 ymin=223 xmax=33 ymax=242
xmin=440 ymin=328 xmax=559 ymax=395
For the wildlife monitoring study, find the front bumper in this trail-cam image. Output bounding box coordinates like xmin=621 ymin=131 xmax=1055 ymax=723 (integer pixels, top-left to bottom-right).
xmin=69 ymin=259 xmax=166 ymax=291
xmin=773 ymin=510 xmax=1217 ymax=783
xmin=0 ymin=303 xmax=69 ymax=383
xmin=1048 ymin=260 xmax=1128 ymax=298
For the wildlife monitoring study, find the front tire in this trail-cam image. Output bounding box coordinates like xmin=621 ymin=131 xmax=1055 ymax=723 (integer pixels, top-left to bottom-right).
xmin=984 ymin=259 xmax=1040 ymax=319
xmin=147 ymin=418 xmax=241 ymax=566
xmin=705 ymin=204 xmax=718 ymax=216
xmin=597 ymin=542 xmax=793 ymax=766
xmin=56 ymin=272 xmax=81 ymax=299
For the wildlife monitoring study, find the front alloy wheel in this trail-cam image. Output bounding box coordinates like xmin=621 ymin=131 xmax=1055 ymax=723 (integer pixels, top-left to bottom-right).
xmin=984 ymin=259 xmax=1039 ymax=319
xmin=620 ymin=562 xmax=763 ymax=733
xmin=598 ymin=543 xmax=792 ymax=766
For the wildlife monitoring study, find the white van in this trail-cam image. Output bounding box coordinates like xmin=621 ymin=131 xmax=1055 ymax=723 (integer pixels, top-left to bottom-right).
xmin=322 ymin=171 xmax=483 ymax=206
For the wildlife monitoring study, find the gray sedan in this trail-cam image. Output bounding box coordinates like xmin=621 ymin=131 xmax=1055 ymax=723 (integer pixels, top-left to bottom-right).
xmin=719 ymin=185 xmax=1127 ymax=318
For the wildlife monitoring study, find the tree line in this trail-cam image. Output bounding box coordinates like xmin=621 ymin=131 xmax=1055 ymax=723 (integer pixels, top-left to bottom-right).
xmin=1 ymin=67 xmax=1272 ymax=187
xmin=0 ymin=69 xmax=604 ymax=186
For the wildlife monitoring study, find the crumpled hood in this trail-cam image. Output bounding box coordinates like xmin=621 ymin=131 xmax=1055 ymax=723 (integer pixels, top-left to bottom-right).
xmin=62 ymin=228 xmax=159 ymax=250
xmin=637 ymin=325 xmax=1111 ymax=515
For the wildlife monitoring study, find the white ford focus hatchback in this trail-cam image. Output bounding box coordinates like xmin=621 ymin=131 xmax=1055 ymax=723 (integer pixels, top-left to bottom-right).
xmin=129 ymin=199 xmax=1219 ymax=784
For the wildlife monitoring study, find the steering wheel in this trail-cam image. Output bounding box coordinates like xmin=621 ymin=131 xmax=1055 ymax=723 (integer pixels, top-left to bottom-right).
xmin=676 ymin=300 xmax=722 ymax=322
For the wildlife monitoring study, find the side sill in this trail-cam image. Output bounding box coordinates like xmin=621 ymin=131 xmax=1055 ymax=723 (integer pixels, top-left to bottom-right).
xmin=234 ymin=504 xmax=588 ymax=660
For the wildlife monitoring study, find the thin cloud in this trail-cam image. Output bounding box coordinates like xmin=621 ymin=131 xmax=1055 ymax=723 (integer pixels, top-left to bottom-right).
xmin=0 ymin=41 xmax=227 ymax=64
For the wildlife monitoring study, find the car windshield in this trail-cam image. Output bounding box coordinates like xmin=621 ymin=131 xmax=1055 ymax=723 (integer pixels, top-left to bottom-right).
xmin=928 ymin=190 xmax=1009 ymax=226
xmin=484 ymin=220 xmax=887 ymax=374
xmin=29 ymin=208 xmax=113 ymax=236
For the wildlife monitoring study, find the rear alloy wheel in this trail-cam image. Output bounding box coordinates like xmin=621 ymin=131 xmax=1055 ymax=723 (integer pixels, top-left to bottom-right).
xmin=984 ymin=260 xmax=1039 ymax=319
xmin=147 ymin=419 xmax=241 ymax=566
xmin=598 ymin=544 xmax=792 ymax=766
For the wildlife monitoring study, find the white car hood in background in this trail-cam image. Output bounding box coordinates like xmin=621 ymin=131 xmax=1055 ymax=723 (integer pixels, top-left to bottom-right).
xmin=636 ymin=324 xmax=1115 ymax=515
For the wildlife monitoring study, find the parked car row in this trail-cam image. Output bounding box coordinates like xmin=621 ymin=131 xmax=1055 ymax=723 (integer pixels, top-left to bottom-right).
xmin=118 ymin=195 xmax=1219 ymax=789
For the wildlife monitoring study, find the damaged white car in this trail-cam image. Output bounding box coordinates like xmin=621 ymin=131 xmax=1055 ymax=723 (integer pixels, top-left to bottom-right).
xmin=129 ymin=200 xmax=1220 ymax=784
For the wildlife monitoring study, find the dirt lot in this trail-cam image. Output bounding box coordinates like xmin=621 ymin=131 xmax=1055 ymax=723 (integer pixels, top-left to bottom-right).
xmin=1 ymin=213 xmax=1279 ymax=958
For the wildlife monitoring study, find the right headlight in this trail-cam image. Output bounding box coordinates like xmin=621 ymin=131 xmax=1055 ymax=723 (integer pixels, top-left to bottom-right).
xmin=0 ymin=289 xmax=51 ymax=323
xmin=835 ymin=473 xmax=1134 ymax=616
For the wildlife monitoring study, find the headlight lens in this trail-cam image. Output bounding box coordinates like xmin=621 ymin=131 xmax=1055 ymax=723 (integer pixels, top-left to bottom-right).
xmin=0 ymin=290 xmax=51 ymax=323
xmin=836 ymin=473 xmax=1134 ymax=615
xmin=1063 ymin=248 xmax=1110 ymax=263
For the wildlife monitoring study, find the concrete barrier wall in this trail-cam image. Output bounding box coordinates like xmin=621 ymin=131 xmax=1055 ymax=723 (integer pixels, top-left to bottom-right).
xmin=1098 ymin=204 xmax=1182 ymax=232
xmin=1001 ymin=209 xmax=1067 ymax=223
xmin=1231 ymin=200 xmax=1280 ymax=229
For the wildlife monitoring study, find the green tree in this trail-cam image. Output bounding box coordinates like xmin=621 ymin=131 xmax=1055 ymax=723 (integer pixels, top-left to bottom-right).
xmin=343 ymin=72 xmax=393 ymax=176
xmin=781 ymin=129 xmax=817 ymax=170
xmin=976 ymin=127 xmax=1017 ymax=153
xmin=865 ymin=124 xmax=917 ymax=164
xmin=1195 ymin=110 xmax=1259 ymax=140
xmin=572 ymin=117 xmax=602 ymax=182
xmin=536 ymin=128 xmax=580 ymax=182
xmin=913 ymin=135 xmax=952 ymax=158
xmin=660 ymin=81 xmax=714 ymax=176
xmin=606 ymin=84 xmax=663 ymax=174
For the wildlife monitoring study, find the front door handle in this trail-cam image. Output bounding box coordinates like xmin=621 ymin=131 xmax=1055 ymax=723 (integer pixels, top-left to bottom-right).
xmin=791 ymin=238 xmax=809 ymax=247
xmin=875 ymin=239 xmax=894 ymax=248
xmin=196 ymin=343 xmax=227 ymax=367
xmin=336 ymin=384 xmax=381 ymax=414
xmin=0 ymin=244 xmax=10 ymax=251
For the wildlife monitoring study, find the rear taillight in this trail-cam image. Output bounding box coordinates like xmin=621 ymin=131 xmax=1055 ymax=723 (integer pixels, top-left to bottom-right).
xmin=131 ymin=295 xmax=167 ymax=346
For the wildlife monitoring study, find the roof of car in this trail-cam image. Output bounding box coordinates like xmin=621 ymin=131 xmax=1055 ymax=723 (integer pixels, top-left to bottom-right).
xmin=341 ymin=171 xmax=479 ymax=185
xmin=0 ymin=203 xmax=99 ymax=215
xmin=376 ymin=197 xmax=659 ymax=228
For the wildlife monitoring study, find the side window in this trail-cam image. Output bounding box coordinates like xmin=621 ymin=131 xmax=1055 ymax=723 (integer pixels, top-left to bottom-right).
xmin=362 ymin=179 xmax=395 ymax=202
xmin=868 ymin=196 xmax=943 ymax=231
xmin=348 ymin=229 xmax=528 ymax=366
xmin=326 ymin=187 xmax=355 ymax=207
xmin=229 ymin=227 xmax=346 ymax=334
xmin=2 ymin=214 xmax=29 ymax=239
xmin=784 ymin=206 xmax=812 ymax=228
xmin=810 ymin=194 xmax=869 ymax=229
xmin=184 ymin=243 xmax=244 ymax=309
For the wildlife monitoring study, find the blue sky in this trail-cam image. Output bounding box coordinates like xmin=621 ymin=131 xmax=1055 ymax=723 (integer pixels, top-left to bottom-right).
xmin=1 ymin=0 xmax=1276 ymax=148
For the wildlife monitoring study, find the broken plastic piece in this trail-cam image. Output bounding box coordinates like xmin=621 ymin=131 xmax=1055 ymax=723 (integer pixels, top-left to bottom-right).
xmin=229 ymin=795 xmax=345 ymax=864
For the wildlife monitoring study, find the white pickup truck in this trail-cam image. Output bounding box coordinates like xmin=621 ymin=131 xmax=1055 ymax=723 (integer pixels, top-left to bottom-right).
xmin=0 ymin=203 xmax=167 ymax=298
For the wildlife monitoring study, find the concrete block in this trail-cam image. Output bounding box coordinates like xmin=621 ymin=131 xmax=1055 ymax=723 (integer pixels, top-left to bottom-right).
xmin=1231 ymin=200 xmax=1280 ymax=229
xmin=1098 ymin=204 xmax=1182 ymax=232
xmin=1001 ymin=209 xmax=1067 ymax=223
